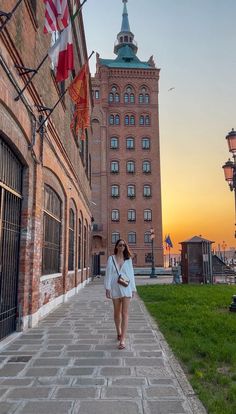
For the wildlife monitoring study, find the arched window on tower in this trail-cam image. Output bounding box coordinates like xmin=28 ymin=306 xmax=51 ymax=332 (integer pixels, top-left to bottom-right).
xmin=130 ymin=115 xmax=135 ymax=125
xmin=145 ymin=115 xmax=150 ymax=126
xmin=124 ymin=86 xmax=135 ymax=104
xmin=109 ymin=86 xmax=119 ymax=103
xmin=115 ymin=114 xmax=120 ymax=125
xmin=125 ymin=115 xmax=129 ymax=125
xmin=139 ymin=115 xmax=144 ymax=126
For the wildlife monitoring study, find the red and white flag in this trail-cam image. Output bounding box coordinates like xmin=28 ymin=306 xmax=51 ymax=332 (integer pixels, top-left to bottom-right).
xmin=44 ymin=0 xmax=69 ymax=33
xmin=48 ymin=22 xmax=74 ymax=82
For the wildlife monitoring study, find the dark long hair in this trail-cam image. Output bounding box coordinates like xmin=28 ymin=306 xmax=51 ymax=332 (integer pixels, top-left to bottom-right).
xmin=114 ymin=239 xmax=132 ymax=260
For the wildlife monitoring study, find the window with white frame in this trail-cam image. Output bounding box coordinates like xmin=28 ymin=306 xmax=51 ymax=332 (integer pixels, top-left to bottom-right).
xmin=127 ymin=161 xmax=135 ymax=173
xmin=143 ymin=185 xmax=151 ymax=197
xmin=144 ymin=209 xmax=152 ymax=221
xmin=110 ymin=161 xmax=119 ymax=173
xmin=128 ymin=209 xmax=136 ymax=221
xmin=143 ymin=160 xmax=151 ymax=173
xmin=111 ymin=185 xmax=119 ymax=197
xmin=128 ymin=232 xmax=136 ymax=244
xmin=112 ymin=209 xmax=120 ymax=221
xmin=142 ymin=137 xmax=150 ymax=149
xmin=126 ymin=137 xmax=134 ymax=149
xmin=112 ymin=232 xmax=120 ymax=244
xmin=110 ymin=137 xmax=119 ymax=149
xmin=127 ymin=185 xmax=135 ymax=198
xmin=144 ymin=231 xmax=151 ymax=243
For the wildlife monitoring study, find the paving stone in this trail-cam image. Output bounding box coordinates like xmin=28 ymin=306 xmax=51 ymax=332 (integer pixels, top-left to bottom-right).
xmin=8 ymin=356 xmax=32 ymax=363
xmin=64 ymin=367 xmax=94 ymax=376
xmin=20 ymin=345 xmax=43 ymax=351
xmin=77 ymin=400 xmax=142 ymax=414
xmin=148 ymin=378 xmax=176 ymax=385
xmin=34 ymin=377 xmax=72 ymax=386
xmin=20 ymin=335 xmax=43 ymax=340
xmin=109 ymin=351 xmax=135 ymax=357
xmin=136 ymin=367 xmax=174 ymax=378
xmin=0 ymin=364 xmax=26 ymax=377
xmin=7 ymin=387 xmax=52 ymax=399
xmin=23 ymin=367 xmax=59 ymax=377
xmin=66 ymin=345 xmax=92 ymax=350
xmin=125 ymin=358 xmax=164 ymax=367
xmin=53 ymin=386 xmax=99 ymax=399
xmin=39 ymin=351 xmax=62 ymax=358
xmin=45 ymin=345 xmax=64 ymax=350
xmin=132 ymin=339 xmax=159 ymax=344
xmin=0 ymin=389 xmax=8 ymax=398
xmin=32 ymin=358 xmax=70 ymax=366
xmin=110 ymin=377 xmax=147 ymax=386
xmin=17 ymin=401 xmax=73 ymax=414
xmin=0 ymin=402 xmax=17 ymax=414
xmin=144 ymin=400 xmax=188 ymax=414
xmin=95 ymin=344 xmax=121 ymax=350
xmin=139 ymin=351 xmax=163 ymax=358
xmin=144 ymin=385 xmax=180 ymax=398
xmin=0 ymin=378 xmax=34 ymax=386
xmin=132 ymin=345 xmax=160 ymax=351
xmin=74 ymin=358 xmax=120 ymax=366
xmin=73 ymin=377 xmax=106 ymax=386
xmin=101 ymin=386 xmax=141 ymax=399
xmin=0 ymin=352 xmax=36 ymax=356
xmin=66 ymin=351 xmax=105 ymax=358
xmin=100 ymin=367 xmax=131 ymax=376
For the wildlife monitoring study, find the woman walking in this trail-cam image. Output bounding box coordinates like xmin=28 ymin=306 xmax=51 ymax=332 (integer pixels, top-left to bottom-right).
xmin=104 ymin=239 xmax=136 ymax=349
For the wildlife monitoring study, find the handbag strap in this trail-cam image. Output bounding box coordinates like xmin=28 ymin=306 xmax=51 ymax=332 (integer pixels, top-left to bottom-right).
xmin=112 ymin=256 xmax=120 ymax=277
xmin=112 ymin=256 xmax=130 ymax=282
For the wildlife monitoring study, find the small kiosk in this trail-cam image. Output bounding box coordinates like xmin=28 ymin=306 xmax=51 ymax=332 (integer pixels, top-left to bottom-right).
xmin=180 ymin=236 xmax=214 ymax=284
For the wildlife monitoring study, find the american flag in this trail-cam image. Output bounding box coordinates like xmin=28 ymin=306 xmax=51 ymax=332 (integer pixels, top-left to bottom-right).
xmin=43 ymin=0 xmax=69 ymax=33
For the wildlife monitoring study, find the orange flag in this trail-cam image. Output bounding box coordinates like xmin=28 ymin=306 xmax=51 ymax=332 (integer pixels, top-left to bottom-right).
xmin=68 ymin=63 xmax=90 ymax=139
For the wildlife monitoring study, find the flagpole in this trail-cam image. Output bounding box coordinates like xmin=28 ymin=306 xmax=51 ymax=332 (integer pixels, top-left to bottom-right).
xmin=0 ymin=0 xmax=24 ymax=32
xmin=14 ymin=0 xmax=88 ymax=101
xmin=71 ymin=0 xmax=87 ymax=21
xmin=36 ymin=50 xmax=94 ymax=133
xmin=15 ymin=54 xmax=49 ymax=101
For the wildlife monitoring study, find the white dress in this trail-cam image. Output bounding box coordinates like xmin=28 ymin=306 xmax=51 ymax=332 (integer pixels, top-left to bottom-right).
xmin=104 ymin=255 xmax=136 ymax=299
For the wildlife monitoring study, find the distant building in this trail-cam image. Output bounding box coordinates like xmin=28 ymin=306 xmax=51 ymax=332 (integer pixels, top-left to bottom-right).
xmin=91 ymin=0 xmax=163 ymax=268
xmin=0 ymin=0 xmax=92 ymax=341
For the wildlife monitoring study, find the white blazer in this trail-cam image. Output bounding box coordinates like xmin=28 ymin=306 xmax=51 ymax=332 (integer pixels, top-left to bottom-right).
xmin=104 ymin=255 xmax=136 ymax=298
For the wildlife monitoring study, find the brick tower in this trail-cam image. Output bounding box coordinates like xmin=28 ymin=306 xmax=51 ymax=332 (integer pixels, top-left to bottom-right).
xmin=91 ymin=0 xmax=163 ymax=269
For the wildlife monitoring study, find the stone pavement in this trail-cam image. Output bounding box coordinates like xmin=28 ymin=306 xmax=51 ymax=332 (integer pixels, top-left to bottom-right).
xmin=0 ymin=278 xmax=206 ymax=414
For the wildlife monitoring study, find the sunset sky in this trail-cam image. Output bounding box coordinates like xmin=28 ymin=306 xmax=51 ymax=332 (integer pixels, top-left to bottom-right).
xmin=83 ymin=0 xmax=236 ymax=254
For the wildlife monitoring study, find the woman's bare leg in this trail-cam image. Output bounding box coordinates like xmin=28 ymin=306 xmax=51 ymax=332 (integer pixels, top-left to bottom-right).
xmin=120 ymin=297 xmax=131 ymax=344
xmin=112 ymin=298 xmax=122 ymax=338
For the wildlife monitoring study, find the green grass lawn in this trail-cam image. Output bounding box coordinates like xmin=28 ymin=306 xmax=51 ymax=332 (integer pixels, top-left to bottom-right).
xmin=137 ymin=284 xmax=236 ymax=414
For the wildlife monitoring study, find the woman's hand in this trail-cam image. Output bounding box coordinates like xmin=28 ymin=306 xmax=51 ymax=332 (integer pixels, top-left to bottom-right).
xmin=106 ymin=289 xmax=111 ymax=299
xmin=132 ymin=291 xmax=135 ymax=298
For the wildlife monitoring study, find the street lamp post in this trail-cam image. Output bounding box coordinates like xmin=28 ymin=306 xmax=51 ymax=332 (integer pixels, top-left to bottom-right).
xmin=150 ymin=228 xmax=156 ymax=278
xmin=223 ymin=128 xmax=236 ymax=238
xmin=222 ymin=241 xmax=227 ymax=262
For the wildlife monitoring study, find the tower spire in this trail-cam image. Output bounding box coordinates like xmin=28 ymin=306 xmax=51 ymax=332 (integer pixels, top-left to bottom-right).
xmin=114 ymin=0 xmax=138 ymax=55
xmin=121 ymin=0 xmax=130 ymax=32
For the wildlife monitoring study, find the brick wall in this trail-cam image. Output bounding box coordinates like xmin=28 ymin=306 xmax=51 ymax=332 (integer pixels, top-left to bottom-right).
xmin=0 ymin=0 xmax=92 ymax=331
